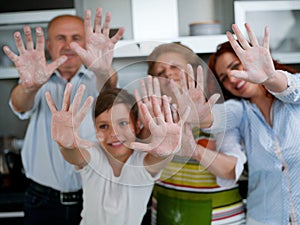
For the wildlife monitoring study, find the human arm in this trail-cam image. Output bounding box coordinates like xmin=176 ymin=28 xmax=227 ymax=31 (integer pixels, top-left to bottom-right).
xmin=69 ymin=8 xmax=125 ymax=90
xmin=3 ymin=26 xmax=67 ymax=112
xmin=227 ymin=23 xmax=288 ymax=92
xmin=171 ymin=64 xmax=220 ymax=128
xmin=45 ymin=83 xmax=94 ymax=168
xmin=178 ymin=123 xmax=241 ymax=181
xmin=130 ymin=95 xmax=190 ymax=176
xmin=214 ymin=129 xmax=246 ymax=186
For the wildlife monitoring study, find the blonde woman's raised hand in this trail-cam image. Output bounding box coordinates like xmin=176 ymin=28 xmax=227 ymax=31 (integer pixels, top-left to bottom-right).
xmin=171 ymin=64 xmax=219 ymax=128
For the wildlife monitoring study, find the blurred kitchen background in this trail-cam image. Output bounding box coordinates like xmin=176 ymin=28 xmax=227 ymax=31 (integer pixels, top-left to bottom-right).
xmin=0 ymin=0 xmax=300 ymax=224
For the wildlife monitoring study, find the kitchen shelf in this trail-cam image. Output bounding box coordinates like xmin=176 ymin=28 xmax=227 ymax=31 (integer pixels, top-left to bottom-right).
xmin=1 ymin=35 xmax=300 ymax=79
xmin=113 ymin=35 xmax=229 ymax=58
xmin=0 ymin=9 xmax=76 ymax=26
xmin=0 ymin=35 xmax=229 ymax=79
xmin=0 ymin=68 xmax=18 ymax=79
xmin=271 ymin=52 xmax=300 ymax=65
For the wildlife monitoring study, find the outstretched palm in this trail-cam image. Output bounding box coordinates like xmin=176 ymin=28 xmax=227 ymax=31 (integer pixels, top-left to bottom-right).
xmin=227 ymin=23 xmax=275 ymax=83
xmin=3 ymin=26 xmax=66 ymax=92
xmin=131 ymin=95 xmax=190 ymax=158
xmin=70 ymin=8 xmax=124 ymax=76
xmin=45 ymin=83 xmax=93 ymax=149
xmin=134 ymin=76 xmax=163 ymax=133
xmin=171 ymin=64 xmax=219 ymax=127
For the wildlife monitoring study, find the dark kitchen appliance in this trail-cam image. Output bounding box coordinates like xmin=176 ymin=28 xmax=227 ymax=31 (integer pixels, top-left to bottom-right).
xmin=0 ymin=136 xmax=27 ymax=191
xmin=0 ymin=136 xmax=28 ymax=224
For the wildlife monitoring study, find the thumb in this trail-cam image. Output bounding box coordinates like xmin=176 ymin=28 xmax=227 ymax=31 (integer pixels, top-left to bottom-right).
xmin=130 ymin=142 xmax=152 ymax=152
xmin=231 ymin=70 xmax=248 ymax=80
xmin=77 ymin=139 xmax=93 ymax=150
xmin=48 ymin=55 xmax=67 ymax=75
xmin=207 ymin=93 xmax=220 ymax=106
xmin=180 ymin=106 xmax=191 ymax=124
xmin=70 ymin=42 xmax=87 ymax=60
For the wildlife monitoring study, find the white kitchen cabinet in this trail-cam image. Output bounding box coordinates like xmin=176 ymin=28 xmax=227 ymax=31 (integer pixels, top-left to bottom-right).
xmin=113 ymin=35 xmax=228 ymax=58
xmin=0 ymin=0 xmax=233 ymax=79
xmin=80 ymin=0 xmax=233 ymax=59
xmin=234 ymin=1 xmax=300 ymax=64
xmin=2 ymin=0 xmax=300 ymax=80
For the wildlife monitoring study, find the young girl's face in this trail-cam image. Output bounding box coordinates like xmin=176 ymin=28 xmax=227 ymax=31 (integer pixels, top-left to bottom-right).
xmin=94 ymin=103 xmax=137 ymax=163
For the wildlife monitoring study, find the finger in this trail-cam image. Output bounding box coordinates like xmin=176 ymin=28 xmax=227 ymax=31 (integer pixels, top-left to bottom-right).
xmin=35 ymin=27 xmax=45 ymax=52
xmin=140 ymin=102 xmax=153 ymax=127
xmin=262 ymin=25 xmax=270 ymax=49
xmin=162 ymin=95 xmax=172 ymax=123
xmin=71 ymin=84 xmax=86 ymax=113
xmin=23 ymin=26 xmax=34 ymax=50
xmin=146 ymin=75 xmax=154 ymax=96
xmin=153 ymin=77 xmax=162 ymax=100
xmin=226 ymin=31 xmax=243 ymax=57
xmin=244 ymin=23 xmax=259 ymax=47
xmin=207 ymin=93 xmax=220 ymax=107
xmin=231 ymin=70 xmax=248 ymax=80
xmin=110 ymin=27 xmax=125 ymax=44
xmin=153 ymin=77 xmax=162 ymax=106
xmin=130 ymin=141 xmax=152 ymax=152
xmin=180 ymin=70 xmax=188 ymax=92
xmin=196 ymin=65 xmax=204 ymax=92
xmin=232 ymin=23 xmax=251 ymax=50
xmin=140 ymin=79 xmax=149 ymax=102
xmin=47 ymin=56 xmax=68 ymax=75
xmin=70 ymin=42 xmax=87 ymax=61
xmin=13 ymin=31 xmax=26 ymax=55
xmin=102 ymin=11 xmax=111 ymax=37
xmin=184 ymin=122 xmax=192 ymax=135
xmin=45 ymin=91 xmax=57 ymax=113
xmin=2 ymin=46 xmax=19 ymax=63
xmin=61 ymin=83 xmax=72 ymax=111
xmin=134 ymin=89 xmax=144 ymax=116
xmin=94 ymin=7 xmax=103 ymax=34
xmin=151 ymin=95 xmax=163 ymax=121
xmin=171 ymin=103 xmax=179 ymax=123
xmin=84 ymin=9 xmax=93 ymax=36
xmin=77 ymin=96 xmax=94 ymax=123
xmin=96 ymin=132 xmax=105 ymax=143
xmin=170 ymin=79 xmax=181 ymax=101
xmin=179 ymin=106 xmax=191 ymax=125
xmin=77 ymin=139 xmax=93 ymax=150
xmin=187 ymin=64 xmax=195 ymax=89
xmin=134 ymin=89 xmax=142 ymax=102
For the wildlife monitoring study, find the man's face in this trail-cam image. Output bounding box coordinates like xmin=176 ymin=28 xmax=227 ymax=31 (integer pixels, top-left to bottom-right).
xmin=46 ymin=16 xmax=85 ymax=79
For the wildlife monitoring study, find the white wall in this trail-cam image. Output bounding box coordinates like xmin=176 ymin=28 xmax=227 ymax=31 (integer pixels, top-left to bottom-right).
xmin=82 ymin=0 xmax=234 ymax=39
xmin=82 ymin=0 xmax=234 ymax=89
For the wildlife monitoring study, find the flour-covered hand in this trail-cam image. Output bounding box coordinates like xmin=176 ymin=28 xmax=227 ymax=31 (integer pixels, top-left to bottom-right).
xmin=226 ymin=23 xmax=275 ymax=84
xmin=45 ymin=83 xmax=93 ymax=150
xmin=3 ymin=26 xmax=66 ymax=92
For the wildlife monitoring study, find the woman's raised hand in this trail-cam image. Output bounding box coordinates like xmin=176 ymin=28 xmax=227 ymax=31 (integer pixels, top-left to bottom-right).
xmin=226 ymin=23 xmax=276 ymax=84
